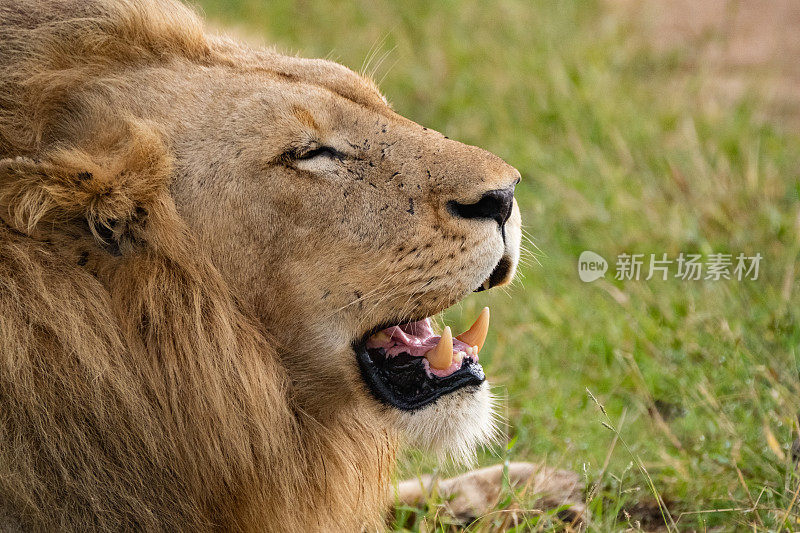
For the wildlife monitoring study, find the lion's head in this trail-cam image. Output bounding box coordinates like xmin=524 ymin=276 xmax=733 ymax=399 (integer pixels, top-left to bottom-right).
xmin=167 ymin=49 xmax=522 ymax=459
xmin=0 ymin=0 xmax=520 ymax=461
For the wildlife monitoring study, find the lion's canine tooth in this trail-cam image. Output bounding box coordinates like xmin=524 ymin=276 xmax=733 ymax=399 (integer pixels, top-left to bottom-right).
xmin=425 ymin=326 xmax=453 ymax=370
xmin=456 ymin=307 xmax=489 ymax=353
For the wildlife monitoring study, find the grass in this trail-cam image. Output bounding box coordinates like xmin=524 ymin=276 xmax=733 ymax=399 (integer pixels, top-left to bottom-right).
xmin=194 ymin=0 xmax=800 ymax=529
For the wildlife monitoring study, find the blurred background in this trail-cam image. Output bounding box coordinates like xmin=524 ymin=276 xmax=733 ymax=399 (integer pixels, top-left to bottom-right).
xmin=194 ymin=0 xmax=800 ymax=529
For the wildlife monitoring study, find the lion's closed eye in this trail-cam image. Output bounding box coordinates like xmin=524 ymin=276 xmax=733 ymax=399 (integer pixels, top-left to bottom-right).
xmin=281 ymin=144 xmax=347 ymax=171
xmin=288 ymin=144 xmax=352 ymax=174
xmin=296 ymin=146 xmax=342 ymax=160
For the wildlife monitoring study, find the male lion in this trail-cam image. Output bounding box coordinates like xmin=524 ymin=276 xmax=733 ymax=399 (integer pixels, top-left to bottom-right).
xmin=0 ymin=0 xmax=575 ymax=530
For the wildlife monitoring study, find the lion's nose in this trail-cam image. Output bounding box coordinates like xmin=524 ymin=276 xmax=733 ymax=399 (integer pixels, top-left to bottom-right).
xmin=447 ymin=184 xmax=516 ymax=227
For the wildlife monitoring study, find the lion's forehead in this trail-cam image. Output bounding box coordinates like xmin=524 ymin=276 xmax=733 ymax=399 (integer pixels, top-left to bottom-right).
xmin=232 ymin=49 xmax=390 ymax=117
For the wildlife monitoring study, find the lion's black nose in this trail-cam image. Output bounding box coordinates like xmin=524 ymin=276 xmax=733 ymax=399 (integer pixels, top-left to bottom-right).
xmin=448 ymin=185 xmax=516 ymax=227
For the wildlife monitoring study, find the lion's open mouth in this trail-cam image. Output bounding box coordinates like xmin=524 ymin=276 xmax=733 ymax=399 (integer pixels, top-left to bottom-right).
xmin=355 ymin=308 xmax=489 ymax=411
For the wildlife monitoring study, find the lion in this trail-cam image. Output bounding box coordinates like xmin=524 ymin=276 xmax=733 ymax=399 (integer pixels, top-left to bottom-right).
xmin=0 ymin=0 xmax=578 ymax=530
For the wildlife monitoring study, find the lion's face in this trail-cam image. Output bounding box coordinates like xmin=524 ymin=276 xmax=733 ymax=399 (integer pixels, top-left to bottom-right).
xmin=169 ymin=55 xmax=521 ymax=458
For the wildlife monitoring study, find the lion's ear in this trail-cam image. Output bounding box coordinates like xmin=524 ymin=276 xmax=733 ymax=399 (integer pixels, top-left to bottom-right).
xmin=0 ymin=121 xmax=173 ymax=253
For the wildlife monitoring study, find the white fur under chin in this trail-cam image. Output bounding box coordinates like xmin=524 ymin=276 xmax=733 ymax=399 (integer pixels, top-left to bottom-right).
xmin=390 ymin=382 xmax=499 ymax=465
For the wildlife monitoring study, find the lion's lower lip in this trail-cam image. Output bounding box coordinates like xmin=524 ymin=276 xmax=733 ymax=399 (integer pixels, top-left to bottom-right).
xmin=356 ymin=344 xmax=485 ymax=411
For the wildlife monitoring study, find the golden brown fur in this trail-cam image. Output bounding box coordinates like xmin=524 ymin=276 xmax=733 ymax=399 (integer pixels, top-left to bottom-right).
xmin=0 ymin=0 xmax=521 ymax=530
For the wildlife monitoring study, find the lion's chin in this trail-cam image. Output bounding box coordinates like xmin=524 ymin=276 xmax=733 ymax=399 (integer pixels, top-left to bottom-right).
xmin=387 ymin=382 xmax=497 ymax=465
xmin=353 ymin=307 xmax=499 ymax=460
xmin=353 ymin=308 xmax=498 ymax=461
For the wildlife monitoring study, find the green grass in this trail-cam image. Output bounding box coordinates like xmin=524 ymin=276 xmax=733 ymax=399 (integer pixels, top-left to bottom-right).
xmin=194 ymin=0 xmax=800 ymax=529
